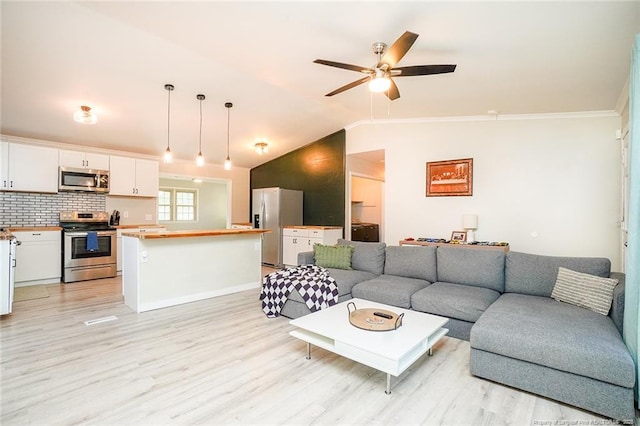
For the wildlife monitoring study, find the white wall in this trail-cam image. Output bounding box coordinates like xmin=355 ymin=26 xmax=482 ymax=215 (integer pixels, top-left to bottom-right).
xmin=346 ymin=113 xmax=623 ymax=270
xmin=159 ymin=177 xmax=228 ymax=231
xmin=160 ymin=160 xmax=250 ymax=225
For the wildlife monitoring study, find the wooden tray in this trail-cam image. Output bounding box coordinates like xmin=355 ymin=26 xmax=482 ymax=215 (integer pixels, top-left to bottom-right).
xmin=347 ymin=302 xmax=403 ymax=331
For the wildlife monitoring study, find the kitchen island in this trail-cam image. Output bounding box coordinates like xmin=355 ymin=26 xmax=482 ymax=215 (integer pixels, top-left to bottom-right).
xmin=121 ymin=228 xmax=269 ymax=313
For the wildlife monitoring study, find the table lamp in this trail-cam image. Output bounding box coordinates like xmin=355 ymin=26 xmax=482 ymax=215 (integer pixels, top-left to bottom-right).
xmin=462 ymin=214 xmax=478 ymax=243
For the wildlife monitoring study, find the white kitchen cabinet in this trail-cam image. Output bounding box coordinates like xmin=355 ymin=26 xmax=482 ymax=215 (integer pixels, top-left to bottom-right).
xmin=109 ymin=156 xmax=159 ymax=197
xmin=282 ymin=227 xmax=343 ymax=267
xmin=59 ymin=149 xmax=110 ymax=170
xmin=12 ymin=230 xmax=61 ymax=286
xmin=0 ymin=143 xmax=58 ymax=193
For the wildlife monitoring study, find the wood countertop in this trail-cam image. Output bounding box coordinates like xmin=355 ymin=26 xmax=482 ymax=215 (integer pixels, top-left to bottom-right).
xmin=8 ymin=226 xmax=62 ymax=232
xmin=283 ymin=225 xmax=343 ymax=230
xmin=122 ymin=228 xmax=270 ymax=239
xmin=114 ymin=224 xmax=165 ymax=229
xmin=0 ymin=226 xmax=62 ymax=240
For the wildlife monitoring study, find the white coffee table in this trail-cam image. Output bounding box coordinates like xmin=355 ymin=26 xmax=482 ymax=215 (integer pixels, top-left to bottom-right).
xmin=289 ymin=298 xmax=449 ymax=394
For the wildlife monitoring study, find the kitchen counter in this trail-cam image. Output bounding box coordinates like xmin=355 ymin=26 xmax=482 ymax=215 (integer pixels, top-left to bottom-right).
xmin=122 ymin=228 xmax=267 ymax=313
xmin=0 ymin=226 xmax=62 ymax=240
xmin=114 ymin=224 xmax=165 ymax=229
xmin=122 ymin=228 xmax=269 ymax=239
xmin=283 ymin=225 xmax=343 ymax=230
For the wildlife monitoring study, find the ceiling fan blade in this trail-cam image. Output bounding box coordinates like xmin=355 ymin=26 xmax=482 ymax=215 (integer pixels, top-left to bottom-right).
xmin=385 ymin=79 xmax=400 ymax=101
xmin=325 ymin=76 xmax=371 ymax=97
xmin=314 ymin=59 xmax=371 ymax=73
xmin=380 ymin=31 xmax=419 ymax=68
xmin=394 ymin=64 xmax=457 ymax=76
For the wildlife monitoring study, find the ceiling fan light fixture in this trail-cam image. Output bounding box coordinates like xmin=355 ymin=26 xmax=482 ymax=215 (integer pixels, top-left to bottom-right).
xmin=255 ymin=142 xmax=268 ymax=155
xmin=368 ymin=75 xmax=391 ymax=93
xmin=73 ymin=105 xmax=97 ymax=125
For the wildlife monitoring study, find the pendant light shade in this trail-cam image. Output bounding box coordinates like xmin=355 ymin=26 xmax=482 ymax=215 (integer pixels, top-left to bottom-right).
xmin=196 ymin=94 xmax=205 ymax=167
xmin=163 ymin=84 xmax=174 ymax=163
xmin=224 ymin=102 xmax=233 ymax=170
xmin=73 ymin=105 xmax=97 ymax=125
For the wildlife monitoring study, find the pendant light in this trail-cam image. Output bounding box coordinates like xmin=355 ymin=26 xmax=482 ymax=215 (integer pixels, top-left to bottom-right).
xmin=224 ymin=102 xmax=233 ymax=170
xmin=163 ymin=84 xmax=174 ymax=163
xmin=196 ymin=94 xmax=205 ymax=167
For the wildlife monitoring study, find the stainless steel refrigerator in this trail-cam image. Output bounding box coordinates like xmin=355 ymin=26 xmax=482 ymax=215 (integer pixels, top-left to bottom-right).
xmin=252 ymin=187 xmax=303 ymax=266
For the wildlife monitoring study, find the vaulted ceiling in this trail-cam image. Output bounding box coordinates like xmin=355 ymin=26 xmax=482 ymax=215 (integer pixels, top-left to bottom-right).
xmin=2 ymin=1 xmax=638 ymax=169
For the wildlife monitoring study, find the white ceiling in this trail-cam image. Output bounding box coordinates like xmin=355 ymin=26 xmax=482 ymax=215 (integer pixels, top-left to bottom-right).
xmin=2 ymin=1 xmax=638 ymax=169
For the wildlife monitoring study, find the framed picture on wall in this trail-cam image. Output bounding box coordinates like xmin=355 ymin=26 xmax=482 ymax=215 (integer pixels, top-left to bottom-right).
xmin=426 ymin=158 xmax=473 ymax=197
xmin=450 ymin=231 xmax=467 ymax=242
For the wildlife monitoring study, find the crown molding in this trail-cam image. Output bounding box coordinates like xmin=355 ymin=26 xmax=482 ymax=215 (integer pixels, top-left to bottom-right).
xmin=344 ymin=110 xmax=620 ymax=131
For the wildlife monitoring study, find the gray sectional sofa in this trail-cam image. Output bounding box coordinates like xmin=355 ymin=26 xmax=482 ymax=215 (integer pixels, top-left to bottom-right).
xmin=288 ymin=239 xmax=635 ymax=421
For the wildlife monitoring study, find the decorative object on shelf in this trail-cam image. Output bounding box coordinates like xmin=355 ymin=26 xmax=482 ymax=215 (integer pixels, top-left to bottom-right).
xmin=462 ymin=214 xmax=478 ymax=243
xmin=450 ymin=231 xmax=467 ymax=242
xmin=163 ymin=84 xmax=174 ymax=163
xmin=426 ymin=158 xmax=473 ymax=197
xmin=255 ymin=141 xmax=268 ymax=155
xmin=195 ymin=94 xmax=205 ymax=167
xmin=73 ymin=105 xmax=97 ymax=125
xmin=347 ymin=301 xmax=403 ymax=331
xmin=224 ymin=102 xmax=233 ymax=170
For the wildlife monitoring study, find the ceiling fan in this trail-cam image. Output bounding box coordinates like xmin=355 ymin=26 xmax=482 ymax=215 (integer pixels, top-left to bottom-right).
xmin=314 ymin=31 xmax=456 ymax=100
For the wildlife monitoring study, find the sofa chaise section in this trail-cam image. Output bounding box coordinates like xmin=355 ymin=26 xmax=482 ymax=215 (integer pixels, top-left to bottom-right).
xmin=469 ymin=251 xmax=635 ymax=421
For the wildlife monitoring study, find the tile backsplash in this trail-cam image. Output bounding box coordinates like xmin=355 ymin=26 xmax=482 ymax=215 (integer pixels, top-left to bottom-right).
xmin=0 ymin=191 xmax=106 ymax=227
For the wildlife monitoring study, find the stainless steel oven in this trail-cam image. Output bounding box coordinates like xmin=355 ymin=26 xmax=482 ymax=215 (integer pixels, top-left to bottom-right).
xmin=60 ymin=212 xmax=116 ymax=283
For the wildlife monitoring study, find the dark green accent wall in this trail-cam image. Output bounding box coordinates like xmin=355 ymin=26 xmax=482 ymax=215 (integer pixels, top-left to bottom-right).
xmin=250 ymin=129 xmax=345 ymax=229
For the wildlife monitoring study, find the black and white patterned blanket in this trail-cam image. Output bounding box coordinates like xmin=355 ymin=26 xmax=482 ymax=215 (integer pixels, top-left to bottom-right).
xmin=260 ymin=265 xmax=339 ymax=318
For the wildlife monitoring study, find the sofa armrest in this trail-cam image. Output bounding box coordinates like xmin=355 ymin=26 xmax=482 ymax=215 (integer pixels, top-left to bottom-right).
xmin=609 ymin=272 xmax=625 ymax=335
xmin=297 ymin=251 xmax=315 ymax=265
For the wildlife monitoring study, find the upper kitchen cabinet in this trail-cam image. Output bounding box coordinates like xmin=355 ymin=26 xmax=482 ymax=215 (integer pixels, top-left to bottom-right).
xmin=109 ymin=155 xmax=158 ymax=197
xmin=0 ymin=142 xmax=58 ymax=193
xmin=59 ymin=149 xmax=109 ymax=170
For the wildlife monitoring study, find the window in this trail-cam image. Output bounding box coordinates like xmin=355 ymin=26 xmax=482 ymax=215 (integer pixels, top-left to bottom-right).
xmin=158 ymin=188 xmax=198 ymax=222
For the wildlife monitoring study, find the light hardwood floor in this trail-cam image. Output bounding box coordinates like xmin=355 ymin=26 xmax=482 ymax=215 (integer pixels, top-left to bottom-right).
xmin=1 ymin=276 xmax=611 ymax=425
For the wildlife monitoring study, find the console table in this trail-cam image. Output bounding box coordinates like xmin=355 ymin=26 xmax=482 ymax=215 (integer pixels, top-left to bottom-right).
xmin=399 ymin=240 xmax=510 ymax=253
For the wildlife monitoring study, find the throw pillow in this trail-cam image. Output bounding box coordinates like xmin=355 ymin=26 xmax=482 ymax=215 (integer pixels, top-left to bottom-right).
xmin=314 ymin=243 xmax=354 ymax=270
xmin=550 ymin=267 xmax=618 ymax=315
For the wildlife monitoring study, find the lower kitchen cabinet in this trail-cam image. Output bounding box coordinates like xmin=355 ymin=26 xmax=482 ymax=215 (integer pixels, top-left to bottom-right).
xmin=282 ymin=226 xmax=343 ymax=267
xmin=12 ymin=229 xmax=61 ymax=286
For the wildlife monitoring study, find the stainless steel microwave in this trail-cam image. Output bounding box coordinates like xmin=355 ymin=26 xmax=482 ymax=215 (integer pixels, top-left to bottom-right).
xmin=59 ymin=167 xmax=110 ymax=193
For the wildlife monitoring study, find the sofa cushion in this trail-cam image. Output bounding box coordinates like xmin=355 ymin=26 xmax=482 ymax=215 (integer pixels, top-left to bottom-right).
xmin=351 ymin=275 xmax=430 ymax=309
xmin=337 ymin=239 xmax=386 ymax=275
xmin=505 ymin=251 xmax=611 ymax=297
xmin=384 ymin=245 xmax=437 ymax=282
xmin=470 ymin=293 xmax=635 ymax=388
xmin=436 ymin=246 xmax=505 ymax=292
xmin=551 ymin=267 xmax=618 ymax=315
xmin=313 ymin=243 xmax=354 ymax=270
xmin=411 ymin=281 xmax=501 ymax=323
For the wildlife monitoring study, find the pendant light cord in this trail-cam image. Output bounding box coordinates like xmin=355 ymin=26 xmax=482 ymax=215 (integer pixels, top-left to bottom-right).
xmin=199 ymin=97 xmax=203 ymax=153
xmin=166 ymin=86 xmax=172 ymax=150
xmin=226 ymin=106 xmax=230 ymax=157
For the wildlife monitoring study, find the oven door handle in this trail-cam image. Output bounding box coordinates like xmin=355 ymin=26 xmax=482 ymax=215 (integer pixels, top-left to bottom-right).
xmin=65 ymin=231 xmax=115 ymax=237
